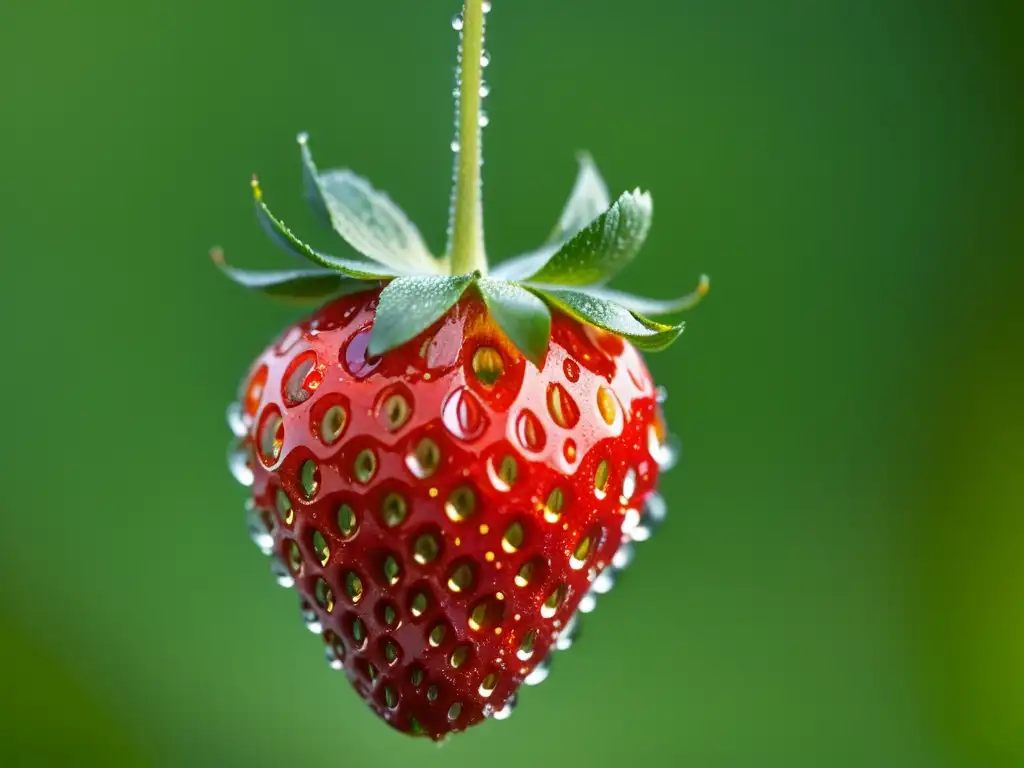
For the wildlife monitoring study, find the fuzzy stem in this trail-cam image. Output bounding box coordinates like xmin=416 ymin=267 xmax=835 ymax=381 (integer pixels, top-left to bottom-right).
xmin=448 ymin=0 xmax=488 ymax=276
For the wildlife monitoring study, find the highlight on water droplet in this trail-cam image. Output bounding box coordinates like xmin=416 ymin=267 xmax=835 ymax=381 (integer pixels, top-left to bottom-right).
xmin=452 ymin=13 xmax=464 ymax=30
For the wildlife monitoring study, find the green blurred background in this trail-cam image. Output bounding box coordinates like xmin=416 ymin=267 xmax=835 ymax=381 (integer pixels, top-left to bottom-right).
xmin=1 ymin=0 xmax=1021 ymax=765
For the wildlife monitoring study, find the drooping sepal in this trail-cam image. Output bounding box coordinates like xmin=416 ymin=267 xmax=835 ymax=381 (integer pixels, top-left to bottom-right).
xmin=477 ymin=278 xmax=552 ymax=367
xmin=210 ymin=248 xmax=374 ymax=304
xmin=367 ymin=274 xmax=475 ymax=356
xmin=534 ymin=287 xmax=684 ymax=351
xmin=298 ymin=134 xmax=442 ymax=276
xmin=251 ymin=177 xmax=400 ymax=280
xmin=587 ymin=274 xmax=710 ymax=316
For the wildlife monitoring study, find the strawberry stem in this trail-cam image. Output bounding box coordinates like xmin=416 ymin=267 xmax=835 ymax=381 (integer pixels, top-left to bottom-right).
xmin=448 ymin=0 xmax=488 ymax=277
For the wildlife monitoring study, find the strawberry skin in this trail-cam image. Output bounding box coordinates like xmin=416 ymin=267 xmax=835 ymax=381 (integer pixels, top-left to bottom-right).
xmin=229 ymin=287 xmax=670 ymax=740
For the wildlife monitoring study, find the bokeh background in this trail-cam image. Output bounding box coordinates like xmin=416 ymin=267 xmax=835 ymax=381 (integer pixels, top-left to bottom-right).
xmin=1 ymin=0 xmax=1021 ymax=765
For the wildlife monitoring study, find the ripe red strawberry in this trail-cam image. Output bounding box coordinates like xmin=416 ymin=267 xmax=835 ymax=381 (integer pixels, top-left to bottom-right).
xmin=217 ymin=0 xmax=707 ymax=741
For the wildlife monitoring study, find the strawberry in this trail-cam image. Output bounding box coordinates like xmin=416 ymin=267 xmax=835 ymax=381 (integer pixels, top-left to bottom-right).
xmin=217 ymin=0 xmax=707 ymax=741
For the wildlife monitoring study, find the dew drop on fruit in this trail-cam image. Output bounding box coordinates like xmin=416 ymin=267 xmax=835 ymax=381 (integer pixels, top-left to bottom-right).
xmin=300 ymin=599 xmax=323 ymax=634
xmin=621 ymin=468 xmax=637 ymax=502
xmin=342 ymin=328 xmax=381 ymax=379
xmin=243 ymin=365 xmax=268 ymax=419
xmin=227 ymin=439 xmax=254 ymax=487
xmin=492 ymin=694 xmax=517 ymax=720
xmin=562 ymin=358 xmax=579 ymax=382
xmin=283 ymin=351 xmax=322 ymax=407
xmin=524 ymin=657 xmax=551 ymax=686
xmin=547 ymin=383 xmax=580 ymax=429
xmin=226 ymin=402 xmax=247 ymax=438
xmin=271 ymin=557 xmax=294 ymax=589
xmin=442 ymin=387 xmax=487 ymax=441
xmin=515 ymin=409 xmax=545 ymax=451
xmin=246 ymin=502 xmax=274 ymax=554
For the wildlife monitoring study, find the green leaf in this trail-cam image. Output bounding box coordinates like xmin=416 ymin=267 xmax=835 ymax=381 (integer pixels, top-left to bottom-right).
xmin=298 ymin=135 xmax=440 ymax=275
xmin=587 ymin=274 xmax=710 ymax=316
xmin=210 ymin=248 xmax=362 ymax=303
xmin=524 ymin=189 xmax=653 ymax=287
xmin=252 ymin=178 xmax=398 ymax=280
xmin=548 ymin=152 xmax=611 ymax=244
xmin=477 ymin=278 xmax=552 ymax=366
xmin=535 ymin=287 xmax=684 ymax=351
xmin=367 ymin=275 xmax=474 ymax=356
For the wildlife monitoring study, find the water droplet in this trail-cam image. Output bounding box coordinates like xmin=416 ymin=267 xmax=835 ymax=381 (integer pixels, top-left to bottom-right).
xmin=543 ymin=488 xmax=564 ymax=523
xmin=246 ymin=503 xmax=274 ymax=554
xmin=562 ymin=358 xmax=579 ymax=382
xmin=257 ymin=407 xmax=284 ymax=466
xmin=597 ymin=387 xmax=618 ymax=425
xmin=300 ymin=600 xmax=323 ymax=634
xmin=283 ymin=352 xmax=322 ymax=407
xmin=271 ymin=557 xmax=294 ymax=588
xmin=480 ymin=52 xmax=491 ymax=67
xmin=324 ymin=631 xmax=345 ymax=670
xmin=450 ymin=140 xmax=461 ymax=153
xmin=633 ymin=492 xmax=667 ymax=542
xmin=312 ymin=529 xmax=329 ymax=566
xmin=515 ymin=409 xmax=545 ymax=451
xmin=337 ymin=504 xmax=358 ymax=539
xmin=345 ymin=571 xmax=364 ymax=603
xmin=316 ymin=402 xmax=348 ymax=445
xmin=342 ymin=328 xmax=381 ymax=379
xmin=353 ymin=449 xmax=377 ymax=484
xmin=482 ymin=1 xmax=492 ymax=13
xmin=471 ymin=346 xmax=504 ymax=387
xmin=479 ymin=82 xmax=491 ymax=98
xmin=517 ymin=629 xmax=537 ymax=660
xmin=493 ymin=694 xmax=517 ymax=720
xmin=547 ymin=383 xmax=580 ymax=429
xmin=300 ymin=460 xmax=320 ymax=499
xmin=501 ymin=521 xmax=524 ymax=554
xmin=447 ymin=561 xmax=475 ymax=593
xmin=413 ymin=532 xmax=440 ymax=564
xmin=445 ymin=485 xmax=477 ymax=522
xmin=563 ymin=439 xmax=577 ymax=463
xmin=226 ymin=402 xmax=247 ymax=438
xmin=479 ymin=112 xmax=490 ymax=128
xmin=525 ymin=657 xmax=551 ymax=686
xmin=314 ymin=578 xmax=334 ymax=612
xmin=541 ymin=584 xmax=566 ymax=619
xmin=380 ymin=493 xmax=408 ymax=528
xmin=555 ymin=613 xmax=580 ymax=651
xmin=452 ymin=13 xmax=464 ymax=30
xmin=406 ymin=437 xmax=441 ymax=479
xmin=612 ymin=541 xmax=635 ymax=571
xmin=227 ymin=439 xmax=254 ymax=487
xmin=442 ymin=387 xmax=487 ymax=441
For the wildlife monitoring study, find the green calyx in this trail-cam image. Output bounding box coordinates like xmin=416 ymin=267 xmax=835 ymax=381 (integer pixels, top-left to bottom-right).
xmin=213 ymin=1 xmax=708 ymax=367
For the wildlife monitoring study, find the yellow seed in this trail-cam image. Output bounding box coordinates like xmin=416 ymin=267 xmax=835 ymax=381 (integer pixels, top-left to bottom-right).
xmin=594 ymin=460 xmax=610 ymax=496
xmin=447 ymin=563 xmax=475 ymax=593
xmin=514 ymin=560 xmax=535 ymax=588
xmin=445 ymin=486 xmax=476 ymax=522
xmin=597 ymin=387 xmax=618 ymax=425
xmin=410 ymin=591 xmax=428 ymax=617
xmin=449 ymin=645 xmax=469 ymax=669
xmin=571 ymin=533 xmax=593 ymax=570
xmin=381 ymin=493 xmax=408 ymax=528
xmin=413 ymin=533 xmax=440 ymax=564
xmin=312 ymin=530 xmax=329 ymax=566
xmin=541 ymin=585 xmax=566 ymax=618
xmin=471 ymin=346 xmax=505 ymax=387
xmin=544 ymin=488 xmax=564 ymax=523
xmin=501 ymin=522 xmax=524 ymax=554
